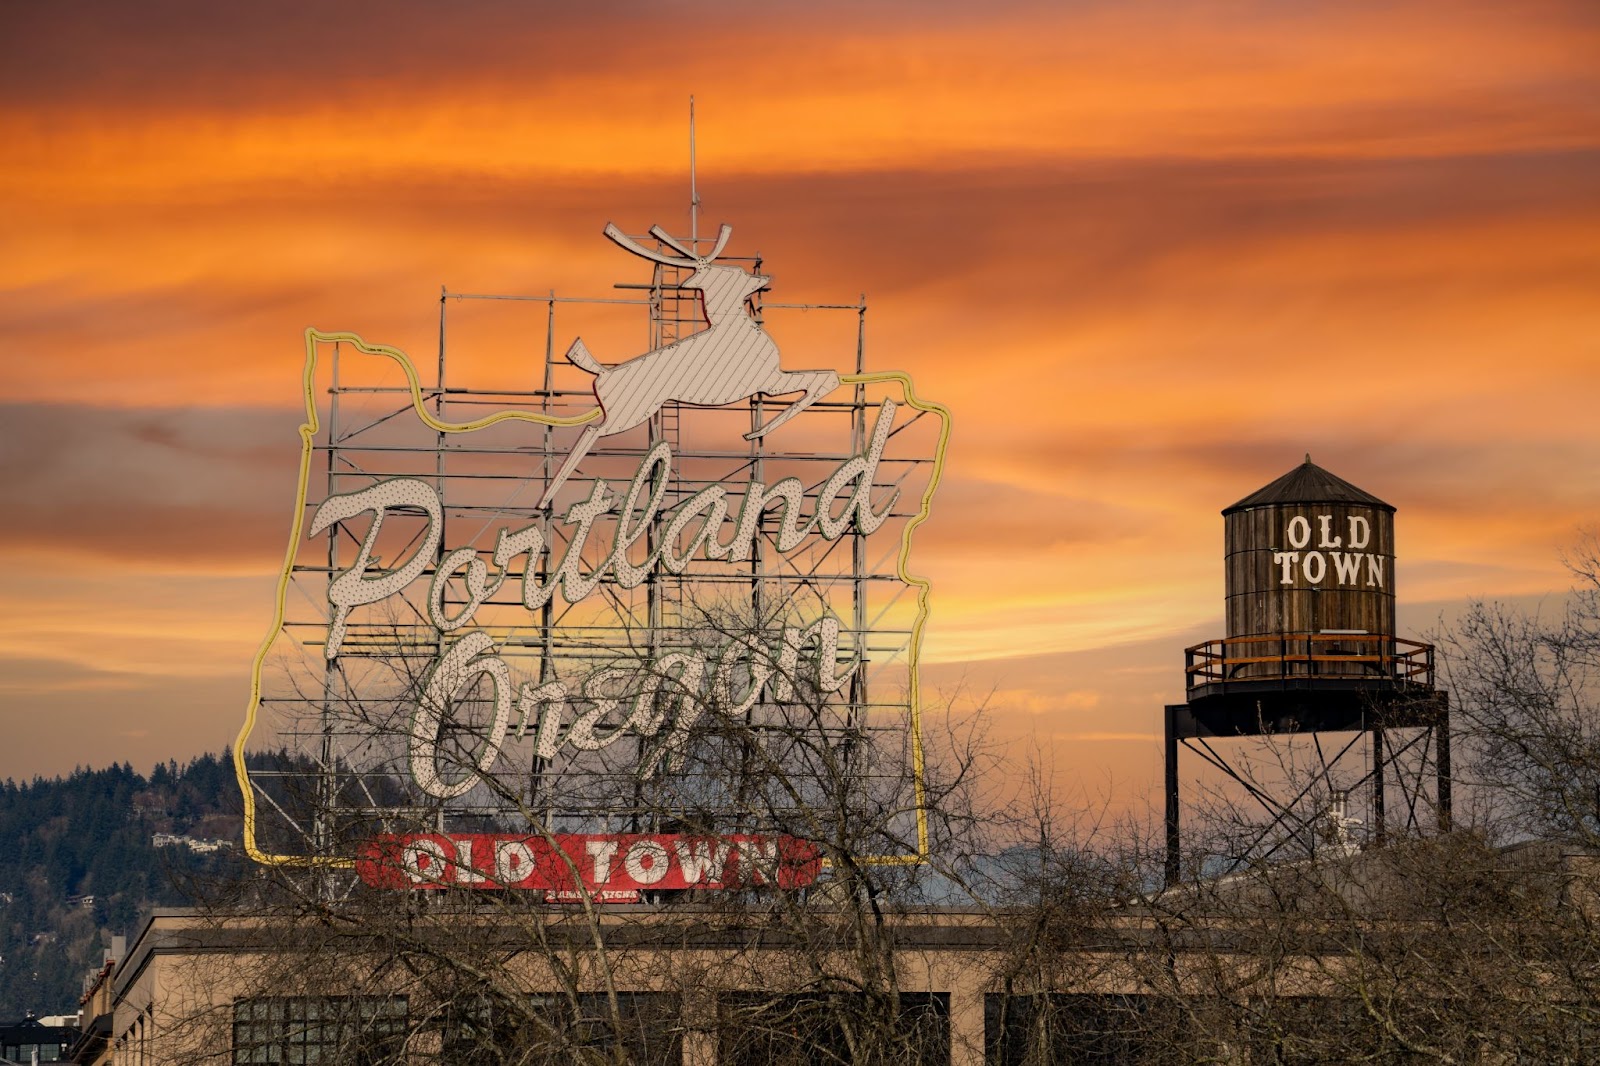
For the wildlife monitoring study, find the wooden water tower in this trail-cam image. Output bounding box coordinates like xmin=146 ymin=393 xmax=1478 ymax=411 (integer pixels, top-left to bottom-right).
xmin=1164 ymin=458 xmax=1450 ymax=885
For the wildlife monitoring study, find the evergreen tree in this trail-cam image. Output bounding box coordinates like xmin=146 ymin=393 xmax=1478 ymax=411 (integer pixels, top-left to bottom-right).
xmin=0 ymin=753 xmax=242 ymax=1018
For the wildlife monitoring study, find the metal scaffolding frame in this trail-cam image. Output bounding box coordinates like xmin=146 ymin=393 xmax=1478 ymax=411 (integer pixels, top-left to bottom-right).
xmin=1163 ymin=681 xmax=1452 ymax=885
xmin=246 ymin=234 xmax=942 ymax=862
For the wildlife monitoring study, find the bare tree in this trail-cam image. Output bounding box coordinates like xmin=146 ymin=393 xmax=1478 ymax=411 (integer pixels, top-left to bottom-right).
xmin=1438 ymin=532 xmax=1600 ymax=847
xmin=977 ymin=542 xmax=1600 ymax=1065
xmin=174 ymin=589 xmax=993 ymax=1066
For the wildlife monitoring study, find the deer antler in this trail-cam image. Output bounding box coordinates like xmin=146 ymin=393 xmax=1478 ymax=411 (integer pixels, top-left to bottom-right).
xmin=701 ymin=223 xmax=733 ymax=262
xmin=604 ymin=222 xmax=735 ymax=266
xmin=647 ymin=226 xmax=697 ymax=259
xmin=646 ymin=224 xmax=734 ymax=263
xmin=603 ymin=223 xmax=688 ymax=267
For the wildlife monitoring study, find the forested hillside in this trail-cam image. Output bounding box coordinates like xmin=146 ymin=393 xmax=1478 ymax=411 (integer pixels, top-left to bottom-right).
xmin=0 ymin=753 xmax=244 ymax=1018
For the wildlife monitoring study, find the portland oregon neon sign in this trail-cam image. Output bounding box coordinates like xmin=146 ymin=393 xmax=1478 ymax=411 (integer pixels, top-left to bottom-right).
xmin=235 ymin=217 xmax=949 ymax=896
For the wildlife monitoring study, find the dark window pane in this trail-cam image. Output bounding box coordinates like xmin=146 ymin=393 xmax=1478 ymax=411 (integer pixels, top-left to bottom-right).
xmin=986 ymin=993 xmax=1185 ymax=1065
xmin=232 ymin=996 xmax=407 ymax=1066
xmin=440 ymin=991 xmax=681 ymax=1065
xmin=723 ymin=991 xmax=949 ymax=1066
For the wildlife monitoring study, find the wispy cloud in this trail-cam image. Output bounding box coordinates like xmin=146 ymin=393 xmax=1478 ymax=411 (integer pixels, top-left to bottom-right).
xmin=1 ymin=0 xmax=1596 ymax=779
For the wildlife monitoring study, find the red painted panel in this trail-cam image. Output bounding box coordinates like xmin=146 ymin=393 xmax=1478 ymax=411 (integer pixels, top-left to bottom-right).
xmin=356 ymin=833 xmax=822 ymax=897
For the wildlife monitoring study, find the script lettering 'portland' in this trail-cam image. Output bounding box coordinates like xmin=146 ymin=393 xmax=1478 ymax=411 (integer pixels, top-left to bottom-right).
xmin=308 ymin=401 xmax=900 ymax=797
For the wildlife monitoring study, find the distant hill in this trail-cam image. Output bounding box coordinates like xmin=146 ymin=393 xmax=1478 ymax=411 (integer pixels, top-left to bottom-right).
xmin=0 ymin=753 xmax=245 ymax=1019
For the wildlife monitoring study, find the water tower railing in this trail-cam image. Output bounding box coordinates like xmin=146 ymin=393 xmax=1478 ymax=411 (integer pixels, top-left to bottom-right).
xmin=1185 ymin=634 xmax=1434 ymax=693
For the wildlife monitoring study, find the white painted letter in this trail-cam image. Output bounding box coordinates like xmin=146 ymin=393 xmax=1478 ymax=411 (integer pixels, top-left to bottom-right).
xmin=1273 ymin=551 xmax=1301 ymax=585
xmin=1302 ymin=551 xmax=1326 ymax=585
xmin=453 ymin=837 xmax=486 ymax=884
xmin=567 ymin=669 xmax=634 ymax=752
xmin=739 ymin=839 xmax=779 ymax=885
xmin=1366 ymin=555 xmax=1385 ymax=588
xmin=661 ymin=485 xmax=732 ymax=571
xmin=521 ymin=680 xmax=570 ymax=758
xmin=847 ymin=400 xmax=900 ymax=537
xmin=1286 ymin=515 xmax=1311 ymax=550
xmin=610 ymin=441 xmax=672 ymax=587
xmin=1317 ymin=514 xmax=1342 ymax=548
xmin=811 ymin=615 xmax=857 ymax=695
xmin=409 ymin=632 xmax=513 ymax=799
xmin=771 ymin=617 xmax=856 ymax=700
xmin=728 ymin=478 xmax=815 ymax=562
xmin=586 ymin=839 xmax=620 ymax=884
xmin=674 ymin=839 xmax=731 ymax=883
xmin=713 ymin=636 xmax=773 ymax=717
xmin=624 ymin=840 xmax=671 ymax=885
xmin=1348 ymin=515 xmax=1371 ymax=549
xmin=309 ymin=478 xmax=443 ymax=659
xmin=495 ymin=840 xmax=535 ymax=885
xmin=402 ymin=837 xmax=450 ymax=885
xmin=1330 ymin=551 xmax=1363 ymax=585
xmin=552 ymin=481 xmax=615 ymax=603
xmin=428 ymin=546 xmax=506 ymax=632
xmin=493 ymin=524 xmax=554 ymax=611
xmin=642 ymin=653 xmax=709 ymax=778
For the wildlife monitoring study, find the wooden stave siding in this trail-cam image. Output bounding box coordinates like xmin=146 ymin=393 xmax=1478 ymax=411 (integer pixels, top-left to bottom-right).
xmin=1224 ymin=503 xmax=1396 ymax=642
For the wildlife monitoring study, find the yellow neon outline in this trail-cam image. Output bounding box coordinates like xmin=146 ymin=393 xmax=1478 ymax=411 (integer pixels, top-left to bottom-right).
xmin=837 ymin=371 xmax=951 ymax=865
xmin=235 ymin=329 xmax=601 ymax=867
xmin=235 ymin=331 xmax=950 ymax=870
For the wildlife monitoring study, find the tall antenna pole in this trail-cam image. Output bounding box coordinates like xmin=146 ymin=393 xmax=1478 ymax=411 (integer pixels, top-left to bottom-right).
xmin=689 ymin=96 xmax=699 ymax=247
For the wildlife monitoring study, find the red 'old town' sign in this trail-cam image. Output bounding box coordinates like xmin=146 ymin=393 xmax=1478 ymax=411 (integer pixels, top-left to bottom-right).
xmin=356 ymin=833 xmax=822 ymax=899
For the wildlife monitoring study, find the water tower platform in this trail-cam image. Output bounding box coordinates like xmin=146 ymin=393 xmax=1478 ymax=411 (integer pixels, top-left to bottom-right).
xmin=1164 ymin=632 xmax=1451 ymax=886
xmin=1177 ymin=632 xmax=1446 ymax=734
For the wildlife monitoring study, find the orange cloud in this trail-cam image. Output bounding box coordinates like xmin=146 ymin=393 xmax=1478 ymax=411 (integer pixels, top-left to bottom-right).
xmin=2 ymin=1 xmax=1598 ymax=781
xmin=6 ymin=3 xmax=1597 ymax=199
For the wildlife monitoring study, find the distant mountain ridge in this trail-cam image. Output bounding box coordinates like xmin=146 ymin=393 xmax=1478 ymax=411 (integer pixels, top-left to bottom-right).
xmin=0 ymin=752 xmax=243 ymax=1019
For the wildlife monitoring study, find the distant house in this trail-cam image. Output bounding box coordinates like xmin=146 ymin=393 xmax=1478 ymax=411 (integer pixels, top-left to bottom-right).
xmin=151 ymin=833 xmax=233 ymax=854
xmin=187 ymin=839 xmax=231 ymax=854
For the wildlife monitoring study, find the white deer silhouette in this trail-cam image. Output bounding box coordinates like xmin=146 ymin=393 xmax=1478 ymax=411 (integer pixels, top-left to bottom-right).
xmin=539 ymin=222 xmax=840 ymax=508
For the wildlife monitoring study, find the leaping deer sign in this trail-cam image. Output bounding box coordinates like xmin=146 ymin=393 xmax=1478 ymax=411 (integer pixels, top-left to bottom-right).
xmin=539 ymin=222 xmax=840 ymax=508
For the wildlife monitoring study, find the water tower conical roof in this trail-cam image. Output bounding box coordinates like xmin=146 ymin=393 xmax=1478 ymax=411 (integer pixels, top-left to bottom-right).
xmin=1223 ymin=455 xmax=1393 ymax=514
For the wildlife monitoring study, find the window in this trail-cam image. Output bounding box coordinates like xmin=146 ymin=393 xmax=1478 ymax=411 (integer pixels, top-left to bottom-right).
xmin=721 ymin=991 xmax=949 ymax=1066
xmin=985 ymin=993 xmax=1181 ymax=1065
xmin=1247 ymin=996 xmax=1386 ymax=1065
xmin=232 ymin=996 xmax=407 ymax=1065
xmin=440 ymin=992 xmax=680 ymax=1066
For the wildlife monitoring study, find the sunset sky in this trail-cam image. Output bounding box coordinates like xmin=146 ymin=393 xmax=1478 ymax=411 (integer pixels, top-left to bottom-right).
xmin=2 ymin=1 xmax=1597 ymax=809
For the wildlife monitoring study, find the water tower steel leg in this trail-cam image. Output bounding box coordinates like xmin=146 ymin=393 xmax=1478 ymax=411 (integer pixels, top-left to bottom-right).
xmin=1164 ymin=705 xmax=1180 ymax=886
xmin=1436 ymin=709 xmax=1452 ymax=832
xmin=1372 ymin=725 xmax=1386 ymax=846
